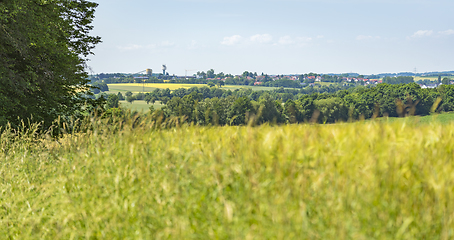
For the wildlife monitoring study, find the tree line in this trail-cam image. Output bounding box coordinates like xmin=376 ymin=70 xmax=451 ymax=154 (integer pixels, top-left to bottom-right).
xmin=104 ymin=83 xmax=454 ymax=125
xmin=100 ymin=83 xmax=367 ymax=107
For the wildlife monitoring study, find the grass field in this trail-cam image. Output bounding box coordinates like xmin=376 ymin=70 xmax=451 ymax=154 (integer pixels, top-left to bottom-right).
xmin=414 ymin=76 xmax=453 ymax=82
xmin=377 ymin=112 xmax=454 ymax=125
xmin=119 ymin=100 xmax=163 ymax=112
xmin=2 ymin=117 xmax=454 ymax=239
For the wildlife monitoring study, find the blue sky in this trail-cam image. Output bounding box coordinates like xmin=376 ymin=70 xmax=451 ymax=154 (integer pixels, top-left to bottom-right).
xmin=88 ymin=0 xmax=454 ymax=76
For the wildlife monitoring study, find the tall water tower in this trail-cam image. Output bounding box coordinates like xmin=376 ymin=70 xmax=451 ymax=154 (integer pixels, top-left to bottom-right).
xmin=162 ymin=64 xmax=167 ymax=75
xmin=146 ymin=68 xmax=152 ymax=76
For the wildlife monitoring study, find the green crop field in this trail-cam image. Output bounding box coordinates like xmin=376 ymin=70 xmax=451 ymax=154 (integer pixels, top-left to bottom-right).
xmin=376 ymin=112 xmax=454 ymax=125
xmin=414 ymin=76 xmax=453 ymax=82
xmin=119 ymin=100 xmax=163 ymax=112
xmin=2 ymin=117 xmax=454 ymax=239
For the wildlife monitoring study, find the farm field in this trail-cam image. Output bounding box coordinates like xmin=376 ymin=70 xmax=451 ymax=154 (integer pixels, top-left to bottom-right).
xmin=377 ymin=112 xmax=454 ymax=125
xmin=106 ymin=83 xmax=208 ymax=93
xmin=417 ymin=112 xmax=454 ymax=123
xmin=414 ymin=76 xmax=453 ymax=82
xmin=2 ymin=119 xmax=454 ymax=238
xmin=119 ymin=100 xmax=163 ymax=112
xmin=106 ymin=83 xmax=282 ymax=94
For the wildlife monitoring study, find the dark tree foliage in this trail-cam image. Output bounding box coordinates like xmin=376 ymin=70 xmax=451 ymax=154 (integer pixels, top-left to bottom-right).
xmin=91 ymin=82 xmax=109 ymax=93
xmin=0 ymin=0 xmax=101 ymax=128
xmin=382 ymin=76 xmax=414 ymax=84
xmin=106 ymin=94 xmax=119 ymax=109
xmin=153 ymin=83 xmax=454 ymax=125
xmin=262 ymin=79 xmax=303 ymax=88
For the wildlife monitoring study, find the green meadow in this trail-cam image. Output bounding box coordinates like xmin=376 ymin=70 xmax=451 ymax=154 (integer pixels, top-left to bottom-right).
xmin=119 ymin=100 xmax=163 ymax=112
xmin=107 ymin=83 xmax=283 ymax=112
xmin=376 ymin=112 xmax=454 ymax=125
xmin=1 ymin=116 xmax=454 ymax=239
xmin=414 ymin=76 xmax=453 ymax=82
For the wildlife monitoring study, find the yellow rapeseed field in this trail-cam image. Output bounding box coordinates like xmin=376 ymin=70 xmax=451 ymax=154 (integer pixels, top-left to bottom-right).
xmin=111 ymin=83 xmax=208 ymax=91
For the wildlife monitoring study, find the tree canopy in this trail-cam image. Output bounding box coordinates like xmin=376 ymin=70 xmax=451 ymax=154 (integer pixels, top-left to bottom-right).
xmin=0 ymin=0 xmax=101 ymax=128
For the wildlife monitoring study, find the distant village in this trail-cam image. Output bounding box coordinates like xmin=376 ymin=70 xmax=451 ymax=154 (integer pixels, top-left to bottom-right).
xmin=205 ymin=75 xmax=385 ymax=86
xmin=93 ymin=68 xmax=454 ymax=89
xmin=202 ymin=74 xmax=452 ymax=88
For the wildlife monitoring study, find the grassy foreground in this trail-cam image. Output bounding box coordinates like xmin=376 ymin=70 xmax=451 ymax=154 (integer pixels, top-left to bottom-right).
xmin=1 ymin=120 xmax=454 ymax=239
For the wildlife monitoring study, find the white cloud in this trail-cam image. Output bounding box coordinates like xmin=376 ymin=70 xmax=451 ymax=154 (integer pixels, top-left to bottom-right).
xmin=250 ymin=34 xmax=273 ymax=43
xmin=439 ymin=29 xmax=454 ymax=35
xmin=188 ymin=40 xmax=198 ymax=49
xmin=278 ymin=36 xmax=294 ymax=45
xmin=411 ymin=30 xmax=433 ymax=38
xmin=160 ymin=41 xmax=176 ymax=48
xmin=221 ymin=35 xmax=243 ymax=45
xmin=296 ymin=37 xmax=312 ymax=42
xmin=146 ymin=44 xmax=157 ymax=49
xmin=277 ymin=36 xmax=312 ymax=46
xmin=117 ymin=44 xmax=143 ymax=51
xmin=356 ymin=35 xmax=380 ymax=40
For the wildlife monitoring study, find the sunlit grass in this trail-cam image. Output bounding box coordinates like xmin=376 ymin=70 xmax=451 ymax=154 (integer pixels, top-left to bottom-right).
xmin=1 ymin=119 xmax=454 ymax=239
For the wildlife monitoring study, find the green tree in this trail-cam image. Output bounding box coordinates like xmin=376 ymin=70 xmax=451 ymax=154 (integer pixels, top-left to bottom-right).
xmin=442 ymin=77 xmax=450 ymax=85
xmin=196 ymin=71 xmax=206 ymax=79
xmin=0 ymin=0 xmax=101 ymax=128
xmin=144 ymin=95 xmax=156 ymax=104
xmin=135 ymin=92 xmax=145 ymax=100
xmin=257 ymin=93 xmax=284 ymax=124
xmin=228 ymin=97 xmax=255 ymax=125
xmin=92 ymin=82 xmax=109 ymax=92
xmin=106 ymin=94 xmax=119 ymax=109
xmin=117 ymin=92 xmax=125 ymax=100
xmin=160 ymin=96 xmax=170 ymax=105
xmin=216 ymin=81 xmax=225 ymax=88
xmin=438 ymin=85 xmax=454 ymax=112
xmin=125 ymin=91 xmax=133 ymax=97
xmin=314 ymin=97 xmax=348 ymax=123
xmin=296 ymin=95 xmax=315 ymax=121
xmin=284 ymin=99 xmax=299 ymax=123
xmin=207 ymin=69 xmax=215 ymax=78
xmin=126 ymin=95 xmax=135 ymax=104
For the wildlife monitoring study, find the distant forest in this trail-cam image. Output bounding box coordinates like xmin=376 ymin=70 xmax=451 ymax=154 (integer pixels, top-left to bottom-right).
xmin=103 ymin=83 xmax=454 ymax=125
